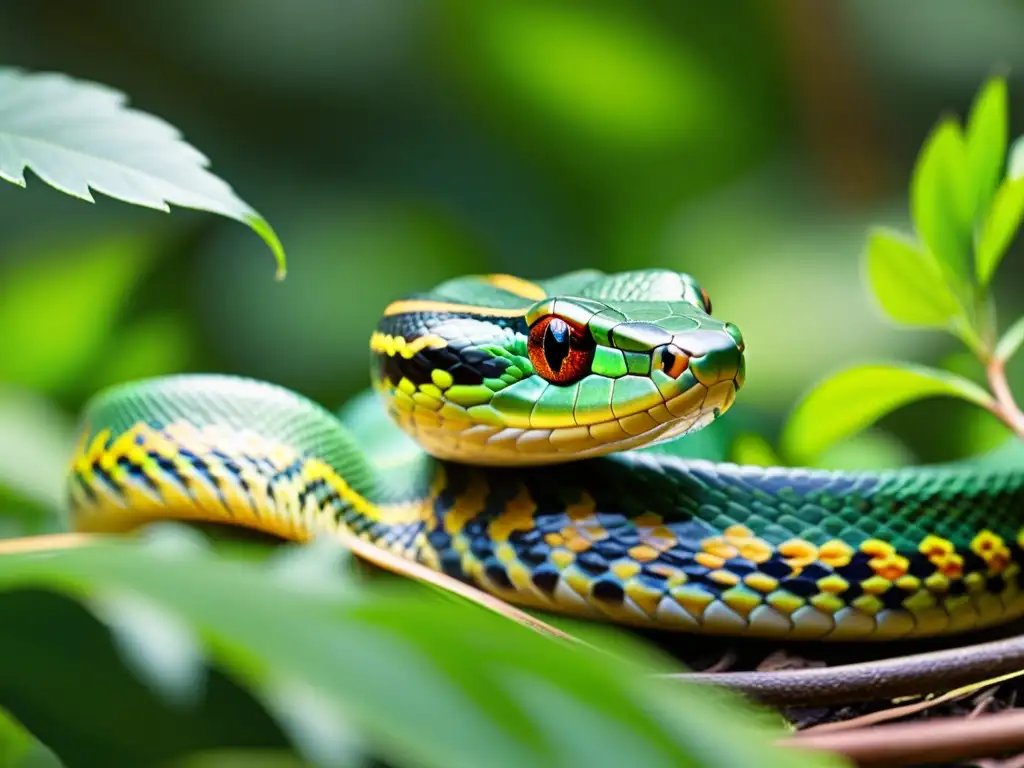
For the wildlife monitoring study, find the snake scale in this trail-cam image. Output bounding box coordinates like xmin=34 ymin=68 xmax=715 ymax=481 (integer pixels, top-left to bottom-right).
xmin=65 ymin=269 xmax=1024 ymax=704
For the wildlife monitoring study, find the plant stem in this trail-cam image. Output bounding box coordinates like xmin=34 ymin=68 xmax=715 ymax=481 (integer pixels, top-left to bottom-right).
xmin=986 ymin=357 xmax=1024 ymax=437
xmin=782 ymin=710 xmax=1024 ymax=767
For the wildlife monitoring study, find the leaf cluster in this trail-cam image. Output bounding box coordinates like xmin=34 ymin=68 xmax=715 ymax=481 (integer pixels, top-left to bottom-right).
xmin=782 ymin=76 xmax=1024 ymax=464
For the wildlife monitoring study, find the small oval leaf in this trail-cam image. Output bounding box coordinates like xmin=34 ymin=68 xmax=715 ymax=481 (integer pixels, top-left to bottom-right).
xmin=0 ymin=68 xmax=286 ymax=277
xmin=864 ymin=228 xmax=962 ymax=327
xmin=976 ymin=177 xmax=1024 ymax=286
xmin=911 ymin=119 xmax=972 ymax=285
xmin=966 ymin=75 xmax=1008 ymax=218
xmin=781 ymin=363 xmax=994 ymax=464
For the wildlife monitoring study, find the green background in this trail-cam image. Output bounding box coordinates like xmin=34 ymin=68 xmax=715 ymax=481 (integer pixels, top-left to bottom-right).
xmin=2 ymin=1 xmax=1024 ymax=532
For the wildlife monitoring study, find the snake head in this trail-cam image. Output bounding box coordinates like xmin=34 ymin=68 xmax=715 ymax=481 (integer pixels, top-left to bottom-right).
xmin=373 ymin=269 xmax=744 ymax=466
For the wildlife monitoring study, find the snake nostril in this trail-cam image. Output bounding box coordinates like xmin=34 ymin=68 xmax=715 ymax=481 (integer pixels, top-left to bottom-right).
xmin=725 ymin=322 xmax=744 ymax=353
xmin=689 ymin=332 xmax=743 ymax=386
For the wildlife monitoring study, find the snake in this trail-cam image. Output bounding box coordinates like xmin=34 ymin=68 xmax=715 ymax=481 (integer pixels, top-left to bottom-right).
xmin=65 ymin=268 xmax=1024 ymax=705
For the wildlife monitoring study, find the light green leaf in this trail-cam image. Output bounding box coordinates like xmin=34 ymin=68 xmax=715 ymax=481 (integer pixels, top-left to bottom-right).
xmin=976 ymin=177 xmax=1024 ymax=286
xmin=0 ymin=68 xmax=285 ymax=278
xmin=965 ymin=75 xmax=1008 ymax=218
xmin=1009 ymin=134 xmax=1024 ymax=180
xmin=911 ymin=119 xmax=972 ymax=284
xmin=0 ymin=232 xmax=156 ymax=392
xmin=864 ymin=227 xmax=962 ymax=327
xmin=781 ymin=363 xmax=995 ymax=464
xmin=996 ymin=314 xmax=1024 ymax=364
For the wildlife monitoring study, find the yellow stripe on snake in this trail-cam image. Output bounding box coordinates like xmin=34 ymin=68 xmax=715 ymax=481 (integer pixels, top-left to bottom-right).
xmin=65 ymin=269 xmax=1024 ymax=702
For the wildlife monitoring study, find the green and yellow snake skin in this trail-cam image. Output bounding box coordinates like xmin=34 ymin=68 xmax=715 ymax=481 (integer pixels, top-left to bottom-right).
xmin=65 ymin=269 xmax=1024 ymax=704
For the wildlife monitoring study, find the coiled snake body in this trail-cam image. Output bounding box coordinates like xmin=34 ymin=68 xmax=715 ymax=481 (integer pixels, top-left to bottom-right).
xmin=66 ymin=269 xmax=1024 ymax=703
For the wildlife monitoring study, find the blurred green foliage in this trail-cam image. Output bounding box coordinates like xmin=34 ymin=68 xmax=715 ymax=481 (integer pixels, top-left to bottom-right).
xmin=3 ymin=1 xmax=1024 ymax=765
xmin=781 ymin=75 xmax=1024 ymax=464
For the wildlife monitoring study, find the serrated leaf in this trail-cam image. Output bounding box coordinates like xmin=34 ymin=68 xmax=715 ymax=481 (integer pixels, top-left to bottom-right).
xmin=0 ymin=540 xmax=838 ymax=768
xmin=976 ymin=177 xmax=1024 ymax=286
xmin=911 ymin=119 xmax=972 ymax=285
xmin=996 ymin=315 xmax=1024 ymax=363
xmin=864 ymin=228 xmax=963 ymax=327
xmin=0 ymin=68 xmax=285 ymax=278
xmin=781 ymin=363 xmax=995 ymax=464
xmin=965 ymin=75 xmax=1008 ymax=218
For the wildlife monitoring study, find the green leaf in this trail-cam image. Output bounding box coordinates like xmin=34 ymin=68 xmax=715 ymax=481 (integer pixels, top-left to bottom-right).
xmin=0 ymin=387 xmax=75 ymax=513
xmin=0 ymin=68 xmax=285 ymax=278
xmin=172 ymin=751 xmax=307 ymax=768
xmin=0 ymin=589 xmax=289 ymax=765
xmin=0 ymin=707 xmax=63 ymax=768
xmin=259 ymin=676 xmax=361 ymax=768
xmin=781 ymin=363 xmax=995 ymax=464
xmin=976 ymin=177 xmax=1024 ymax=286
xmin=965 ymin=75 xmax=1008 ymax=218
xmin=911 ymin=119 xmax=972 ymax=284
xmin=89 ymin=589 xmax=205 ymax=708
xmin=864 ymin=227 xmax=962 ymax=327
xmin=0 ymin=540 xmax=838 ymax=768
xmin=1008 ymin=134 xmax=1024 ymax=180
xmin=996 ymin=314 xmax=1024 ymax=364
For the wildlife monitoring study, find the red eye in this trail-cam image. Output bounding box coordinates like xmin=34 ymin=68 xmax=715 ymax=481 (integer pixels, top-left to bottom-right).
xmin=528 ymin=316 xmax=594 ymax=385
xmin=699 ymin=286 xmax=712 ymax=315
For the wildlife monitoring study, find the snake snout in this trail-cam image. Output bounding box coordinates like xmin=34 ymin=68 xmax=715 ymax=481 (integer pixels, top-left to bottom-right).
xmin=682 ymin=323 xmax=745 ymax=388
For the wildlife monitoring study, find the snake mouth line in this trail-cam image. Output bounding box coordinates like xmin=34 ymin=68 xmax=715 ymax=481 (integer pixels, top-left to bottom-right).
xmin=383 ymin=373 xmax=740 ymax=466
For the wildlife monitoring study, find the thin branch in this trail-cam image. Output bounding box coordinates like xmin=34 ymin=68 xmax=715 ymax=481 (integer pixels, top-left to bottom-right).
xmin=330 ymin=527 xmax=592 ymax=649
xmin=782 ymin=710 xmax=1024 ymax=767
xmin=987 ymin=357 xmax=1024 ymax=437
xmin=0 ymin=532 xmax=98 ymax=554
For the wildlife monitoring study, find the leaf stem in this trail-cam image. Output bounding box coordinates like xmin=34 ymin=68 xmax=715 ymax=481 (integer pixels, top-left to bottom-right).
xmin=985 ymin=356 xmax=1024 ymax=437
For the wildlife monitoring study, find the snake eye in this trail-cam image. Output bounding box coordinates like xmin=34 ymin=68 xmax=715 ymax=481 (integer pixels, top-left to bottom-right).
xmin=528 ymin=315 xmax=594 ymax=385
xmin=699 ymin=286 xmax=712 ymax=315
xmin=653 ymin=344 xmax=690 ymax=379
